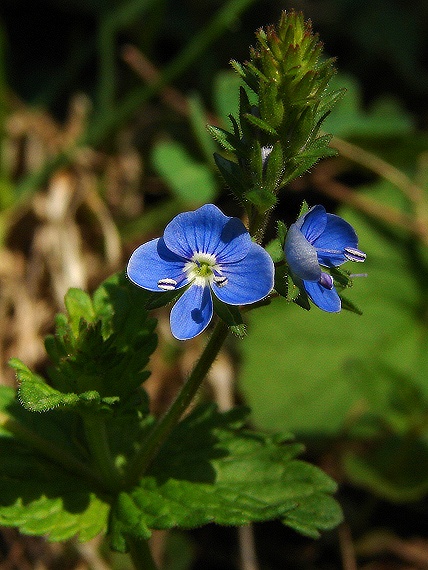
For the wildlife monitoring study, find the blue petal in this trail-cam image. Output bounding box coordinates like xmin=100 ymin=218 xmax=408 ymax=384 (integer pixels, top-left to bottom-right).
xmin=212 ymin=243 xmax=274 ymax=305
xmin=313 ymin=213 xmax=359 ymax=267
xmin=297 ymin=205 xmax=327 ymax=243
xmin=303 ymin=280 xmax=341 ymax=312
xmin=127 ymin=238 xmax=188 ymax=292
xmin=163 ymin=204 xmax=251 ymax=263
xmin=170 ymin=285 xmax=213 ymax=340
xmin=284 ymin=224 xmax=321 ymax=281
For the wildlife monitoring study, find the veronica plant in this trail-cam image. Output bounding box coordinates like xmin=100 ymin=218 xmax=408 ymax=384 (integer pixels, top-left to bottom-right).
xmin=1 ymin=10 xmax=365 ymax=569
xmin=127 ymin=204 xmax=274 ymax=340
xmin=284 ymin=205 xmax=366 ymax=312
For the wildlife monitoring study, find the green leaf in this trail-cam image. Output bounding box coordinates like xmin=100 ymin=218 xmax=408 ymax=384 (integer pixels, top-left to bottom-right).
xmin=11 ymin=358 xmax=81 ymax=412
xmin=14 ymin=273 xmax=157 ymax=409
xmin=213 ymin=70 xmax=257 ymax=124
xmin=151 ymin=140 xmax=217 ymax=204
xmin=273 ymin=263 xmax=289 ymax=298
xmin=243 ymin=112 xmax=278 ymax=136
xmin=323 ymin=74 xmax=414 ymax=139
xmin=187 ymin=93 xmax=217 ymax=164
xmin=206 ymin=125 xmax=239 ymax=152
xmin=64 ymin=288 xmax=96 ymax=337
xmin=245 ymin=187 xmax=277 ymax=212
xmin=283 ymin=492 xmax=344 ymax=538
xmin=109 ymin=405 xmax=342 ymax=551
xmin=0 ymin=386 xmax=110 ymax=542
xmin=239 ymin=177 xmax=428 ymax=439
xmin=266 ymin=238 xmax=285 ymax=264
xmin=212 ymin=296 xmax=246 ymax=338
xmin=344 ymin=435 xmax=428 ymax=503
xmin=213 ymin=153 xmax=248 ymax=198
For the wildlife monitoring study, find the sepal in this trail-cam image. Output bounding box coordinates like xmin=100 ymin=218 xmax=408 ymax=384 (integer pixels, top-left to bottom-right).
xmin=212 ymin=295 xmax=246 ymax=338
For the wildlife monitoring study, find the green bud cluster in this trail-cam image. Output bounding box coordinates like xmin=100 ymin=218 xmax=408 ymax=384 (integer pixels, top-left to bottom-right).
xmin=208 ymin=10 xmax=344 ymax=233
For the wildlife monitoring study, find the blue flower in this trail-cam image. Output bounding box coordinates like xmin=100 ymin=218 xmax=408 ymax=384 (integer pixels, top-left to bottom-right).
xmin=127 ymin=204 xmax=274 ymax=340
xmin=284 ymin=205 xmax=366 ymax=312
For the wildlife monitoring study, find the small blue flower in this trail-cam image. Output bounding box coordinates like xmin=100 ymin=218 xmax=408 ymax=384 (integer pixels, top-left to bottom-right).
xmin=127 ymin=204 xmax=274 ymax=340
xmin=284 ymin=205 xmax=366 ymax=312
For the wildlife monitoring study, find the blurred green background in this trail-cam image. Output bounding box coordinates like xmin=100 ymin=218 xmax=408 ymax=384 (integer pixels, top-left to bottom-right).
xmin=1 ymin=0 xmax=428 ymax=568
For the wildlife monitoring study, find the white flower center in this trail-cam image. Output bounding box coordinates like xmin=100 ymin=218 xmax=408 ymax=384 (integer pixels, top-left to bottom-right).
xmin=184 ymin=252 xmax=228 ymax=288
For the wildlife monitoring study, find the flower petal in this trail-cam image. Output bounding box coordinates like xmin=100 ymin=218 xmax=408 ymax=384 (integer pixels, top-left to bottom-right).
xmin=303 ymin=280 xmax=341 ymax=312
xmin=127 ymin=238 xmax=188 ymax=292
xmin=212 ymin=243 xmax=274 ymax=305
xmin=313 ymin=213 xmax=359 ymax=267
xmin=297 ymin=205 xmax=327 ymax=243
xmin=284 ymin=224 xmax=321 ymax=281
xmin=170 ymin=285 xmax=213 ymax=340
xmin=163 ymin=204 xmax=251 ymax=263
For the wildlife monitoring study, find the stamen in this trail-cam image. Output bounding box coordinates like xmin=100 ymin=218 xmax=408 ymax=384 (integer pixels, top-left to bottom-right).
xmin=158 ymin=278 xmax=177 ymax=291
xmin=214 ymin=275 xmax=228 ymax=287
xmin=344 ymin=247 xmax=366 ymax=262
xmin=319 ymin=272 xmax=334 ymax=290
xmin=261 ymin=145 xmax=273 ymax=170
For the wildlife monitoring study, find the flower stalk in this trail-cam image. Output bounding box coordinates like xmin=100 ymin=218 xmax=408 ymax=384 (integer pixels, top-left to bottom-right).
xmin=82 ymin=412 xmax=123 ymax=492
xmin=126 ymin=319 xmax=229 ymax=487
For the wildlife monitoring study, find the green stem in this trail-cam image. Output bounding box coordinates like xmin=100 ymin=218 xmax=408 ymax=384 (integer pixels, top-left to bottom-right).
xmin=0 ymin=411 xmax=105 ymax=491
xmin=128 ymin=536 xmax=158 ymax=570
xmin=126 ymin=320 xmax=229 ymax=486
xmin=82 ymin=413 xmax=123 ymax=492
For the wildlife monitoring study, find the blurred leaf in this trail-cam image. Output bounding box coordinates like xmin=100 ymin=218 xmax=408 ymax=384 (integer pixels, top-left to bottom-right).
xmin=188 ymin=93 xmax=217 ymax=164
xmin=344 ymin=435 xmax=428 ymax=503
xmin=163 ymin=531 xmax=196 ymax=570
xmin=109 ymin=404 xmax=342 ymax=551
xmin=323 ymin=74 xmax=414 ymax=139
xmin=152 ymin=141 xmax=217 ymax=205
xmin=213 ymin=70 xmax=257 ymax=124
xmin=239 ymin=180 xmax=427 ymax=437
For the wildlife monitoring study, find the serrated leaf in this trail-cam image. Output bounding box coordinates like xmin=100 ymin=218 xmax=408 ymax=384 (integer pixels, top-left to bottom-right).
xmin=0 ymin=386 xmax=110 ymax=542
xmin=265 ymin=238 xmax=285 ymax=264
xmin=283 ymin=492 xmax=344 ymax=538
xmin=11 ymin=358 xmax=81 ymax=412
xmin=11 ymin=273 xmax=157 ymax=413
xmin=273 ymin=263 xmax=289 ymax=298
xmin=109 ymin=405 xmax=342 ymax=550
xmin=243 ymin=112 xmax=278 ymax=136
xmin=213 ymin=153 xmax=247 ymax=198
xmin=64 ymin=288 xmax=96 ymax=337
xmin=151 ymin=141 xmax=217 ymax=205
xmin=206 ymin=125 xmax=239 ymax=152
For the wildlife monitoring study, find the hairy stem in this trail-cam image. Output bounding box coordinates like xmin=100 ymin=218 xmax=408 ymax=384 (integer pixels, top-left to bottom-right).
xmin=82 ymin=413 xmax=123 ymax=492
xmin=128 ymin=536 xmax=159 ymax=570
xmin=126 ymin=319 xmax=229 ymax=486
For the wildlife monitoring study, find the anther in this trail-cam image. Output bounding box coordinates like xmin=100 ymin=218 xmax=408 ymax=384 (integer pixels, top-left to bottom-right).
xmin=158 ymin=278 xmax=177 ymax=291
xmin=213 ymin=275 xmax=228 ymax=287
xmin=319 ymin=272 xmax=334 ymax=290
xmin=344 ymin=247 xmax=366 ymax=262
